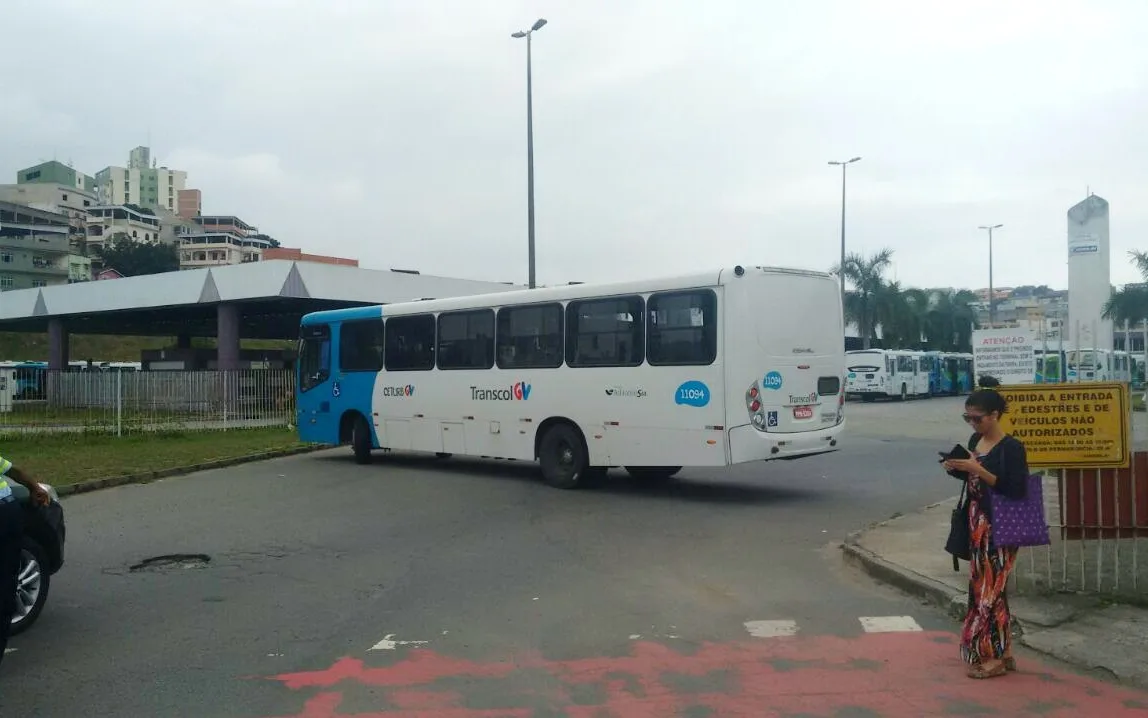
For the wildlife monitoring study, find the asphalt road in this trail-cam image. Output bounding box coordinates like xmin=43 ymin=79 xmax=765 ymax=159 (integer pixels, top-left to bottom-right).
xmin=3 ymin=400 xmax=1147 ymax=716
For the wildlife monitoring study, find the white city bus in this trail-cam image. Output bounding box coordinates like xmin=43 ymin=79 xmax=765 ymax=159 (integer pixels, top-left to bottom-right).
xmin=296 ymin=265 xmax=846 ymax=489
xmin=1067 ymin=348 xmax=1115 ymax=382
xmin=844 ymin=349 xmax=929 ymax=401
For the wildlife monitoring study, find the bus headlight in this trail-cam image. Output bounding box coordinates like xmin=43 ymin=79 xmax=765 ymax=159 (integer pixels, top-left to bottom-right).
xmin=752 ymin=413 xmax=765 ymax=428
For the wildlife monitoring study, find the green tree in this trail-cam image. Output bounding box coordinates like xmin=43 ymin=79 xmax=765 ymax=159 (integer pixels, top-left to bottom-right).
xmin=97 ymin=233 xmax=179 ymax=277
xmin=1104 ymin=250 xmax=1148 ymax=325
xmin=925 ymin=289 xmax=979 ymax=352
xmin=880 ymin=285 xmax=931 ymax=350
xmin=834 ymin=248 xmax=894 ymax=349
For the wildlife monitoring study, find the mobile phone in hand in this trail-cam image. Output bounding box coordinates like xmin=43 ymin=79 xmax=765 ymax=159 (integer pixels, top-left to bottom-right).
xmin=938 ymin=443 xmax=971 ymax=462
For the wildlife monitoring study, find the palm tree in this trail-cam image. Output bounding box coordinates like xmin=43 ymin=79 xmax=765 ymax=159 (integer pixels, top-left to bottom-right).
xmin=1104 ymin=250 xmax=1148 ymax=325
xmin=834 ymin=248 xmax=894 ymax=349
xmin=878 ymin=284 xmax=930 ymax=349
xmin=926 ymin=289 xmax=979 ymax=352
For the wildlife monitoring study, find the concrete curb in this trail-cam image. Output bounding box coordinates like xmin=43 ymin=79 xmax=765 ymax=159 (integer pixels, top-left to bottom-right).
xmin=54 ymin=444 xmax=332 ymax=498
xmin=841 ymin=534 xmax=968 ymax=621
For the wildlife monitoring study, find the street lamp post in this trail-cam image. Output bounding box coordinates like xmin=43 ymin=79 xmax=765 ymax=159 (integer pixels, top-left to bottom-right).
xmin=828 ymin=157 xmax=862 ymax=305
xmin=978 ymin=224 xmax=1003 ymax=327
xmin=512 ymin=18 xmax=548 ymax=289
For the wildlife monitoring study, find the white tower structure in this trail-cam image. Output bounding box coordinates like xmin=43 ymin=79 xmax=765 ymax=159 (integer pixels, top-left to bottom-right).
xmin=1066 ymin=194 xmax=1112 ymax=353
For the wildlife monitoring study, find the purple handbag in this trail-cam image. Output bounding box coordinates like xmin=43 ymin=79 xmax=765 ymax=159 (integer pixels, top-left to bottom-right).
xmin=991 ymin=474 xmax=1051 ymax=548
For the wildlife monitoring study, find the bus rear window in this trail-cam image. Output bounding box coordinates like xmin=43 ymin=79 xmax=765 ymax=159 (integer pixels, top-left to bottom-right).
xmin=647 ymin=290 xmax=717 ymax=366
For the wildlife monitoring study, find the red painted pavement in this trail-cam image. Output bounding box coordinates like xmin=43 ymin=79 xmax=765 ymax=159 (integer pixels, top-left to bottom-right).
xmin=260 ymin=631 xmax=1148 ymax=717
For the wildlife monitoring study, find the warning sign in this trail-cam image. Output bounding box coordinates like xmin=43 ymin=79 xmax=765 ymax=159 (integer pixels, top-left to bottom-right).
xmin=972 ymin=328 xmax=1036 ymax=385
xmin=997 ymin=382 xmax=1130 ymax=469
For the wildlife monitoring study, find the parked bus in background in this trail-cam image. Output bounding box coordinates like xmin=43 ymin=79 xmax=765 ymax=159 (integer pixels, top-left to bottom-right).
xmin=936 ymin=352 xmax=974 ymax=394
xmin=1112 ymin=350 xmax=1133 ymax=384
xmin=922 ymin=352 xmax=943 ymax=395
xmin=897 ymin=350 xmax=931 ymax=398
xmin=1035 ymin=349 xmax=1065 ymax=384
xmin=0 ymin=361 xmax=47 ymax=400
xmin=845 ymin=349 xmax=929 ymax=401
xmin=296 ymin=266 xmax=847 ymax=489
xmin=1067 ymin=348 xmax=1114 ymax=382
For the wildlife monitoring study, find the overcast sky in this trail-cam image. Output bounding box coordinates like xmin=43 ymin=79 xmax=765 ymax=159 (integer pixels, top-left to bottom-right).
xmin=4 ymin=0 xmax=1147 ymax=290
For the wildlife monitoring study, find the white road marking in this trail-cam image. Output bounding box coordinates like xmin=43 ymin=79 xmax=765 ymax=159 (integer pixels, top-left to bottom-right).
xmin=3 ymin=648 xmax=15 ymax=654
xmin=629 ymin=634 xmax=641 ymax=640
xmin=859 ymin=616 xmax=923 ymax=633
xmin=744 ymin=620 xmax=799 ymax=638
xmin=369 ymin=634 xmax=429 ymax=651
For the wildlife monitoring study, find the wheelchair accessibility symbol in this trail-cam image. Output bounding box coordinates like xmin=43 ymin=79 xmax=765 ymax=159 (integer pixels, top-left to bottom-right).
xmin=332 ymin=382 xmax=341 ymax=398
xmin=767 ymin=411 xmax=778 ymax=428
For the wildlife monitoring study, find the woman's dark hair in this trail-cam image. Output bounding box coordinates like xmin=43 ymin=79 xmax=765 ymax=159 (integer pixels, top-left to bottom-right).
xmin=966 ymin=388 xmax=1008 ymax=417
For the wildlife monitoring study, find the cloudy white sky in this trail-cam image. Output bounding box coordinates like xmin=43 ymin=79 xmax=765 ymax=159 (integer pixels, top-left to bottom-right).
xmin=4 ymin=0 xmax=1147 ymax=290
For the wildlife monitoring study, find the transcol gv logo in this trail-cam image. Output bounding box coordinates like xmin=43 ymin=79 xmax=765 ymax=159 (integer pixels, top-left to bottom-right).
xmin=381 ymin=384 xmax=415 ymax=397
xmin=471 ymin=381 xmax=532 ymax=401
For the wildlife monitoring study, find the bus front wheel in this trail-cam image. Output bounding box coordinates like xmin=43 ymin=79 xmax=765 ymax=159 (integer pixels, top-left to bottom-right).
xmin=538 ymin=424 xmax=591 ymax=490
xmin=351 ymin=415 xmax=374 ymax=465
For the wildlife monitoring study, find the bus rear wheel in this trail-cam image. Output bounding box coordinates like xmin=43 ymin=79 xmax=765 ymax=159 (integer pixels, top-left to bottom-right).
xmin=351 ymin=415 xmax=373 ymax=465
xmin=538 ymin=424 xmax=591 ymax=490
xmin=625 ymin=466 xmax=681 ymax=482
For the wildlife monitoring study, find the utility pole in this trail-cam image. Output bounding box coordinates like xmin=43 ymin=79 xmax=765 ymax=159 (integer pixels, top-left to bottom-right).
xmin=512 ymin=18 xmax=548 ymax=288
xmin=828 ymin=157 xmax=862 ymax=307
xmin=978 ymin=224 xmax=1003 ymax=327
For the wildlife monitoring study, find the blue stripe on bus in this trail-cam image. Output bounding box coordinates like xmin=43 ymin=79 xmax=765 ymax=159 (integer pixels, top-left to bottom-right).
xmin=301 ymin=305 xmax=384 ymax=326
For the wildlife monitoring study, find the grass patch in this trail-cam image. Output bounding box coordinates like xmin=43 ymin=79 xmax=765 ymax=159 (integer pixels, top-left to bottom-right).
xmin=1 ymin=427 xmax=313 ymax=487
xmin=1 ymin=403 xmax=282 ymax=427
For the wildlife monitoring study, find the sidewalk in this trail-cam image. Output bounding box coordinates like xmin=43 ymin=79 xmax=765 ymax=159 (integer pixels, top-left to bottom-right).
xmin=843 ymin=498 xmax=1148 ymax=688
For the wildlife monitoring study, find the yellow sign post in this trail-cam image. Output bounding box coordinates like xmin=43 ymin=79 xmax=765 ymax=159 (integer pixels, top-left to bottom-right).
xmin=997 ymin=382 xmax=1130 ymax=469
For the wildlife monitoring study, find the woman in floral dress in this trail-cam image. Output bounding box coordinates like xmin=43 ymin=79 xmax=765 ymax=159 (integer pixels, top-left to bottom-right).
xmin=943 ymin=387 xmax=1030 ymax=679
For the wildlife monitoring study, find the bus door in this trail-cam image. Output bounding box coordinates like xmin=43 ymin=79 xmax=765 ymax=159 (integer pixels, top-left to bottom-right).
xmin=296 ymin=323 xmax=336 ymax=444
xmin=329 ymin=318 xmax=385 ymax=444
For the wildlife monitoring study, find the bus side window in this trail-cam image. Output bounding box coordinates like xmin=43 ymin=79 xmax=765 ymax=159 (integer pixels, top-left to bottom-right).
xmin=647 ymin=290 xmax=717 ymax=366
xmin=340 ymin=319 xmax=384 ymax=372
xmin=299 ymin=324 xmax=331 ymax=391
xmin=566 ymin=296 xmax=644 ymax=367
xmin=497 ymin=303 xmax=564 ymax=369
xmin=385 ymin=314 xmax=436 ymax=371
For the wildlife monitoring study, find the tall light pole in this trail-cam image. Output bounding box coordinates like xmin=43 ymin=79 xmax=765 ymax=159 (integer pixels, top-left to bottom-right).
xmin=512 ymin=18 xmax=547 ymax=289
xmin=828 ymin=157 xmax=862 ymax=305
xmin=978 ymin=224 xmax=1003 ymax=327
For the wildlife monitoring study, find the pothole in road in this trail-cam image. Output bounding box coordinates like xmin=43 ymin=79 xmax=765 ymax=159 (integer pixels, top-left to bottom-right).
xmin=129 ymin=554 xmax=212 ymax=573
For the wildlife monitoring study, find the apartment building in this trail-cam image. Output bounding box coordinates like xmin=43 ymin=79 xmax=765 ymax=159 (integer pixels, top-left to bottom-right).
xmin=177 ymin=188 xmax=202 ymax=219
xmin=95 ymin=146 xmax=187 ymax=213
xmin=0 ymin=201 xmax=74 ymax=290
xmin=0 ymin=182 xmax=96 ymax=254
xmin=15 ymin=160 xmax=97 ymax=192
xmin=179 ymin=215 xmax=269 ymax=268
xmin=85 ymin=205 xmax=164 ymax=252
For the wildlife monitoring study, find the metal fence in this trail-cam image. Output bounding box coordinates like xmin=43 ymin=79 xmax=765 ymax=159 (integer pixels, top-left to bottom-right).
xmin=1013 ymin=462 xmax=1148 ymax=601
xmin=0 ymin=369 xmax=296 ymax=436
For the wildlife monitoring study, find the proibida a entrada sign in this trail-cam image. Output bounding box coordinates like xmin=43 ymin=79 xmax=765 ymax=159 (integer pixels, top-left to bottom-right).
xmin=972 ymin=328 xmax=1036 ymax=386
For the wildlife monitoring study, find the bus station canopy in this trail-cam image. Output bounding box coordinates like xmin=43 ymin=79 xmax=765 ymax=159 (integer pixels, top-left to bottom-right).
xmin=0 ymin=260 xmax=519 ymax=339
